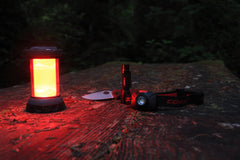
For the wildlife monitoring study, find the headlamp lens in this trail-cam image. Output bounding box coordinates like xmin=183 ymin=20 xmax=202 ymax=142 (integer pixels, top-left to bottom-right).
xmin=136 ymin=95 xmax=147 ymax=106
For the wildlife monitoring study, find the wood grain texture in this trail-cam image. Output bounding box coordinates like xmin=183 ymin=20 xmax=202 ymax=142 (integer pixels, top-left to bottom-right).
xmin=0 ymin=61 xmax=239 ymax=160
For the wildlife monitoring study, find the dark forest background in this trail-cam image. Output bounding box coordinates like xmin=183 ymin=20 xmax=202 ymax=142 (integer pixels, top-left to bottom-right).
xmin=0 ymin=0 xmax=240 ymax=88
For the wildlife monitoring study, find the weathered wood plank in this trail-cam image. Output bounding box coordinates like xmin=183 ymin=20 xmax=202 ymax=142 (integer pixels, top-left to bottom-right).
xmin=0 ymin=61 xmax=239 ymax=159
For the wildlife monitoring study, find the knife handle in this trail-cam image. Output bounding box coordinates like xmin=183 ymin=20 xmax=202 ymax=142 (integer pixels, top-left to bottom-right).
xmin=112 ymin=89 xmax=121 ymax=99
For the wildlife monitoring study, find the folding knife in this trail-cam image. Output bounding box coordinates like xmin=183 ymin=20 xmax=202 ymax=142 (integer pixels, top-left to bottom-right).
xmin=82 ymin=90 xmax=120 ymax=100
xmin=82 ymin=89 xmax=141 ymax=100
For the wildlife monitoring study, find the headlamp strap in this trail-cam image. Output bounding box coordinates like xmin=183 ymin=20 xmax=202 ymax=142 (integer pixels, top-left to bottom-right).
xmin=157 ymin=89 xmax=204 ymax=107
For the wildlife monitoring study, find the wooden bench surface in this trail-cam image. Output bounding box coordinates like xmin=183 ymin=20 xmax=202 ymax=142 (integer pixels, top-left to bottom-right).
xmin=0 ymin=60 xmax=239 ymax=160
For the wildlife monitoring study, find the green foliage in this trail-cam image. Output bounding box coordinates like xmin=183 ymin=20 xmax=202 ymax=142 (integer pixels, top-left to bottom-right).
xmin=134 ymin=0 xmax=240 ymax=75
xmin=0 ymin=0 xmax=240 ymax=88
xmin=177 ymin=46 xmax=214 ymax=62
xmin=19 ymin=0 xmax=240 ymax=67
xmin=144 ymin=39 xmax=174 ymax=62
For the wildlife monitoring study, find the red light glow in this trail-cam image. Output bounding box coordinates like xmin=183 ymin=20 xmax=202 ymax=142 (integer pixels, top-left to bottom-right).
xmin=30 ymin=58 xmax=59 ymax=97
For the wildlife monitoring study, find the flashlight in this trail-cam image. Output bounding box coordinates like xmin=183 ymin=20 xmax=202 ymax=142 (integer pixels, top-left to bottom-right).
xmin=121 ymin=64 xmax=131 ymax=104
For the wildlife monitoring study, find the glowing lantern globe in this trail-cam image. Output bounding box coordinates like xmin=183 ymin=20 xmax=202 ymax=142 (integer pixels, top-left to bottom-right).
xmin=26 ymin=46 xmax=66 ymax=113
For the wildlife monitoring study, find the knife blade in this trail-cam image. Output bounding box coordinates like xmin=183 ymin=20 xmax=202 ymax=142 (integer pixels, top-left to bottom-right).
xmin=82 ymin=90 xmax=122 ymax=100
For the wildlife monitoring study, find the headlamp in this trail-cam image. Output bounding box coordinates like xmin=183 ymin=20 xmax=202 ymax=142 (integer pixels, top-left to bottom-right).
xmin=135 ymin=92 xmax=157 ymax=110
xmin=136 ymin=94 xmax=147 ymax=106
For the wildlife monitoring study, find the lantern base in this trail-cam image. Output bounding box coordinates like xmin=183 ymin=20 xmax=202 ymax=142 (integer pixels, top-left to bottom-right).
xmin=26 ymin=96 xmax=66 ymax=113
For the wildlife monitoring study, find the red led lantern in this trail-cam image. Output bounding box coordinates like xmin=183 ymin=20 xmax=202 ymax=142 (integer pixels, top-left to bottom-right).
xmin=26 ymin=46 xmax=66 ymax=113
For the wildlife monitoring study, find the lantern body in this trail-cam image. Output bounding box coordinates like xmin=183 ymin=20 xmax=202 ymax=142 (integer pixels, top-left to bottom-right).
xmin=26 ymin=46 xmax=66 ymax=113
xmin=30 ymin=58 xmax=59 ymax=97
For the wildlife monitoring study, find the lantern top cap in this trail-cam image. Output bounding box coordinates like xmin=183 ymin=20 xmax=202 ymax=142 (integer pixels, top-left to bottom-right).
xmin=26 ymin=46 xmax=63 ymax=58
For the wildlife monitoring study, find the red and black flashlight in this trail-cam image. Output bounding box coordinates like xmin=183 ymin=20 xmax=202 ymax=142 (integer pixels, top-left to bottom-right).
xmin=121 ymin=64 xmax=131 ymax=104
